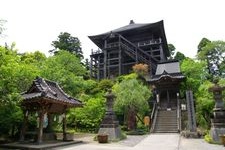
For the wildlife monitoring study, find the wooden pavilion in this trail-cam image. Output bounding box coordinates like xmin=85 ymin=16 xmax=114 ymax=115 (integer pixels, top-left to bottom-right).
xmin=20 ymin=77 xmax=82 ymax=144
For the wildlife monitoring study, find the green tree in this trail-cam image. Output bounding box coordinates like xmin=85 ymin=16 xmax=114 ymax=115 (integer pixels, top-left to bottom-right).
xmin=174 ymin=51 xmax=186 ymax=62
xmin=181 ymin=58 xmax=208 ymax=92
xmin=20 ymin=51 xmax=46 ymax=64
xmin=0 ymin=47 xmax=40 ymax=137
xmin=195 ymin=81 xmax=214 ymax=129
xmin=197 ymin=38 xmax=211 ymax=53
xmin=113 ymin=77 xmax=151 ymax=130
xmin=51 ymin=32 xmax=83 ymax=59
xmin=40 ymin=51 xmax=86 ymax=97
xmin=197 ymin=41 xmax=225 ymax=78
xmin=168 ymin=43 xmax=176 ymax=59
xmin=68 ymin=94 xmax=105 ymax=132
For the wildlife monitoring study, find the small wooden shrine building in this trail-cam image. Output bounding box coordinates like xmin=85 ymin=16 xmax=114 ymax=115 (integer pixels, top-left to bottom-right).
xmin=20 ymin=77 xmax=82 ymax=144
xmin=148 ymin=60 xmax=185 ymax=133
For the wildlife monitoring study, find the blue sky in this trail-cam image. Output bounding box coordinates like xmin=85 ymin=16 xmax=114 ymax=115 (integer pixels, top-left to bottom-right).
xmin=0 ymin=0 xmax=225 ymax=59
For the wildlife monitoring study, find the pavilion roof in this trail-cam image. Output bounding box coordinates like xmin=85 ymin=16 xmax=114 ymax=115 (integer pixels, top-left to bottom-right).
xmin=22 ymin=77 xmax=82 ymax=107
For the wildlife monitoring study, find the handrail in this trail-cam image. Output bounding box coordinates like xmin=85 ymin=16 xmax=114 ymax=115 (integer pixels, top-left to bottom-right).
xmin=137 ymin=38 xmax=162 ymax=47
xmin=103 ymin=34 xmax=158 ymax=70
xmin=151 ymin=102 xmax=156 ymax=120
xmin=150 ymin=102 xmax=158 ymax=132
xmin=119 ymin=39 xmax=157 ymax=70
xmin=119 ymin=35 xmax=159 ymax=63
xmin=177 ymin=98 xmax=181 ymax=132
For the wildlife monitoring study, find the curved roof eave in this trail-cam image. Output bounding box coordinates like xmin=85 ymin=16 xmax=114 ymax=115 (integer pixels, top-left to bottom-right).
xmin=88 ymin=20 xmax=167 ymax=50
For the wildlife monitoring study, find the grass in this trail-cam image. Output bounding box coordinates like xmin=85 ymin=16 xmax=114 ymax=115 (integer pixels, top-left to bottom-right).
xmin=204 ymin=132 xmax=221 ymax=145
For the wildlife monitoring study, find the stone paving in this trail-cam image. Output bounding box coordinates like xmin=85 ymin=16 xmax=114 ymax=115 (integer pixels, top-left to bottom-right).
xmin=1 ymin=133 xmax=224 ymax=150
xmin=53 ymin=133 xmax=225 ymax=150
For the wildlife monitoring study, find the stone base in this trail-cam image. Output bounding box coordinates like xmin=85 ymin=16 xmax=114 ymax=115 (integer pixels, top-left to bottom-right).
xmin=98 ymin=127 xmax=121 ymax=141
xmin=180 ymin=130 xmax=199 ymax=138
xmin=210 ymin=127 xmax=225 ymax=142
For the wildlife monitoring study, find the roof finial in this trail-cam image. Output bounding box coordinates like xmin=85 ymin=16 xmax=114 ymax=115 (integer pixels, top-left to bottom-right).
xmin=129 ymin=20 xmax=135 ymax=24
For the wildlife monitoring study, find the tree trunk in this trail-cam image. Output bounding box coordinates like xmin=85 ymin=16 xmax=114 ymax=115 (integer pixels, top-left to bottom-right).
xmin=127 ymin=107 xmax=137 ymax=130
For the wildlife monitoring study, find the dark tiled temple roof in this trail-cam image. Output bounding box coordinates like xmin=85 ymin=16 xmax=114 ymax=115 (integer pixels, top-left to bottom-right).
xmin=100 ymin=23 xmax=151 ymax=35
xmin=22 ymin=77 xmax=82 ymax=106
xmin=149 ymin=71 xmax=185 ymax=82
xmin=148 ymin=60 xmax=185 ymax=83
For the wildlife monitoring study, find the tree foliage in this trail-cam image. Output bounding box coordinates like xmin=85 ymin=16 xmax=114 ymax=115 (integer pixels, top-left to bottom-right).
xmin=181 ymin=58 xmax=208 ymax=92
xmin=51 ymin=32 xmax=83 ymax=59
xmin=0 ymin=47 xmax=40 ymax=136
xmin=168 ymin=43 xmax=176 ymax=59
xmin=132 ymin=63 xmax=149 ymax=76
xmin=197 ymin=41 xmax=225 ymax=77
xmin=174 ymin=51 xmax=186 ymax=62
xmin=195 ymin=81 xmax=214 ymax=129
xmin=68 ymin=94 xmax=105 ymax=132
xmin=197 ymin=38 xmax=211 ymax=53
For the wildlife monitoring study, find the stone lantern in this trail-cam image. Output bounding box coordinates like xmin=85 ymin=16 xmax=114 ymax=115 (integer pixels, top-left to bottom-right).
xmin=98 ymin=89 xmax=121 ymax=141
xmin=209 ymin=81 xmax=225 ymax=142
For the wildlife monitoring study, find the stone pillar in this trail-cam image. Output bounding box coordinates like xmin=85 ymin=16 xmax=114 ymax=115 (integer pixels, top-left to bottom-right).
xmin=186 ymin=90 xmax=197 ymax=132
xmin=98 ymin=90 xmax=121 ymax=141
xmin=209 ymin=82 xmax=225 ymax=142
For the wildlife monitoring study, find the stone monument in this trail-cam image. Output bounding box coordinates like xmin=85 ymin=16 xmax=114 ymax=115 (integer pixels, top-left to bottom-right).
xmin=209 ymin=81 xmax=225 ymax=142
xmin=186 ymin=90 xmax=197 ymax=132
xmin=98 ymin=89 xmax=121 ymax=141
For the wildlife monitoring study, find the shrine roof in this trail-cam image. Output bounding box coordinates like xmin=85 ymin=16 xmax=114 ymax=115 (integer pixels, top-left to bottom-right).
xmin=148 ymin=60 xmax=185 ymax=83
xmin=149 ymin=72 xmax=185 ymax=83
xmin=22 ymin=77 xmax=82 ymax=107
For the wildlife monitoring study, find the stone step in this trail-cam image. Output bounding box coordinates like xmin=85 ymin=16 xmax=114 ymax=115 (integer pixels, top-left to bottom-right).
xmin=152 ymin=110 xmax=178 ymax=133
xmin=153 ymin=130 xmax=178 ymax=133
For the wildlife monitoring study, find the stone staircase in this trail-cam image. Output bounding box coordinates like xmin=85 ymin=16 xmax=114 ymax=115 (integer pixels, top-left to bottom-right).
xmin=153 ymin=109 xmax=178 ymax=133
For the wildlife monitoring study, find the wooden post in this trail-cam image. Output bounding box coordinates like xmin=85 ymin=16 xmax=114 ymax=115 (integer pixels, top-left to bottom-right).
xmin=90 ymin=55 xmax=93 ymax=79
xmin=46 ymin=113 xmax=53 ymax=133
xmin=63 ymin=113 xmax=67 ymax=141
xmin=37 ymin=110 xmax=44 ymax=144
xmin=19 ymin=110 xmax=28 ymax=142
xmin=103 ymin=39 xmax=107 ymax=78
xmin=119 ymin=36 xmax=122 ymax=75
xmin=159 ymin=45 xmax=165 ymax=60
xmin=97 ymin=55 xmax=100 ymax=80
xmin=167 ymin=90 xmax=170 ymax=109
xmin=104 ymin=50 xmax=107 ymax=78
xmin=135 ymin=47 xmax=138 ymax=63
